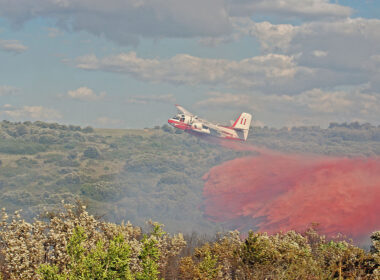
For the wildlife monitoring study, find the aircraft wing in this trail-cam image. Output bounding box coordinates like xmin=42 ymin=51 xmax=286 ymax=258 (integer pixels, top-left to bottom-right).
xmin=176 ymin=105 xmax=195 ymax=117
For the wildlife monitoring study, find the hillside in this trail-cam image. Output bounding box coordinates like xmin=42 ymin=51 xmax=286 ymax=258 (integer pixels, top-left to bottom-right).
xmin=0 ymin=120 xmax=379 ymax=234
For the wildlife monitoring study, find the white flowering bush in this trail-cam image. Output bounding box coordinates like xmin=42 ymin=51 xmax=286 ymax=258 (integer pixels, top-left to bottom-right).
xmin=0 ymin=202 xmax=186 ymax=280
xmin=0 ymin=202 xmax=378 ymax=280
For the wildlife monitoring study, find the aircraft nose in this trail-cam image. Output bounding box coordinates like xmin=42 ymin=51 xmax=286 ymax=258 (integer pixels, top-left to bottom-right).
xmin=168 ymin=119 xmax=175 ymax=126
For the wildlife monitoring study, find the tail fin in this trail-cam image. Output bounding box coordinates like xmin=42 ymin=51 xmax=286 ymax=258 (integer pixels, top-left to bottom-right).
xmin=232 ymin=112 xmax=252 ymax=141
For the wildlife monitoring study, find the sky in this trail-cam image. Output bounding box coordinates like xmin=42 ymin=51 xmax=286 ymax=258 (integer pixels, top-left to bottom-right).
xmin=0 ymin=0 xmax=379 ymax=129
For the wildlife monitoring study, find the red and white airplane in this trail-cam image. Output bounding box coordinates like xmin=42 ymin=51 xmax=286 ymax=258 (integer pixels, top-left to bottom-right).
xmin=168 ymin=105 xmax=252 ymax=141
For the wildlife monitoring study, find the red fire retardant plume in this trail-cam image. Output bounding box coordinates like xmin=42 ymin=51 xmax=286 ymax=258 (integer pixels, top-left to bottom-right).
xmin=203 ymin=145 xmax=380 ymax=240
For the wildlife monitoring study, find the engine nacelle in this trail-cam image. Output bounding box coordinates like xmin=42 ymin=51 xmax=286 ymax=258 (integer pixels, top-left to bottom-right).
xmin=192 ymin=123 xmax=203 ymax=130
xmin=192 ymin=123 xmax=210 ymax=134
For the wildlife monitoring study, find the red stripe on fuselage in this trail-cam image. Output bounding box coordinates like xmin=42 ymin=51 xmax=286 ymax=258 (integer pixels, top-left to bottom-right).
xmin=169 ymin=119 xmax=243 ymax=140
xmin=168 ymin=119 xmax=191 ymax=130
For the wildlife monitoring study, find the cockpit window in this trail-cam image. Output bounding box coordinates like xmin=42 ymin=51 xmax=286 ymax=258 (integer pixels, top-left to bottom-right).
xmin=172 ymin=114 xmax=186 ymax=122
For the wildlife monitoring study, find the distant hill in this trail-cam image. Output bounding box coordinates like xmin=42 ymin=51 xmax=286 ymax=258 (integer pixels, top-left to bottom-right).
xmin=0 ymin=120 xmax=379 ymax=234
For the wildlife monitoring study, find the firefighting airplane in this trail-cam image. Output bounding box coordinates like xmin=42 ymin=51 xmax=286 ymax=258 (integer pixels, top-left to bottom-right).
xmin=168 ymin=105 xmax=252 ymax=141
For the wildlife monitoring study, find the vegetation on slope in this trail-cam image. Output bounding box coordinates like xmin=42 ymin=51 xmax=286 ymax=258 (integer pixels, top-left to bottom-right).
xmin=0 ymin=121 xmax=249 ymax=233
xmin=0 ymin=120 xmax=379 ymax=235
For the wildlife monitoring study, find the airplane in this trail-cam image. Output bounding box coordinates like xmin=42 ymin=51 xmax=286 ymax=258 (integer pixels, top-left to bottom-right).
xmin=168 ymin=105 xmax=252 ymax=141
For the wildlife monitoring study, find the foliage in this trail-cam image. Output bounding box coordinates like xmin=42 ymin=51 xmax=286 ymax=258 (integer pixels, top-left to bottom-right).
xmin=0 ymin=140 xmax=47 ymax=154
xmin=82 ymin=126 xmax=94 ymax=133
xmin=0 ymin=203 xmax=377 ymax=279
xmin=179 ymin=229 xmax=380 ymax=280
xmin=179 ymin=246 xmax=221 ymax=280
xmin=0 ymin=119 xmax=379 ymax=236
xmin=161 ymin=124 xmax=173 ymax=133
xmin=39 ymin=227 xmax=134 ymax=280
xmin=0 ymin=120 xmax=248 ymax=233
xmin=0 ymin=202 xmax=186 ymax=280
xmin=135 ymin=223 xmax=163 ymax=280
xmin=83 ymin=146 xmax=101 ymax=159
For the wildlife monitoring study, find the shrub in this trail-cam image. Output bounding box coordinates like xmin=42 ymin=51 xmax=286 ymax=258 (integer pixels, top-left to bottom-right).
xmin=16 ymin=125 xmax=28 ymax=136
xmin=39 ymin=135 xmax=58 ymax=144
xmin=0 ymin=203 xmax=186 ymax=280
xmin=161 ymin=124 xmax=173 ymax=133
xmin=82 ymin=126 xmax=94 ymax=133
xmin=0 ymin=140 xmax=47 ymax=154
xmin=80 ymin=182 xmax=122 ymax=201
xmin=39 ymin=227 xmax=133 ymax=280
xmin=83 ymin=147 xmax=101 ymax=159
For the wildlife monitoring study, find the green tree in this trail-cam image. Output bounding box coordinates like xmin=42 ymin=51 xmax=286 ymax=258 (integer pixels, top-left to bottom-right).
xmin=39 ymin=226 xmax=133 ymax=280
xmin=135 ymin=223 xmax=164 ymax=280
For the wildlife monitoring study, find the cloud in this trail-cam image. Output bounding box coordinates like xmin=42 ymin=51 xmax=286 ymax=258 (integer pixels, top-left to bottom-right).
xmin=0 ymin=0 xmax=231 ymax=45
xmin=247 ymin=18 xmax=380 ymax=72
xmin=0 ymin=85 xmax=19 ymax=96
xmin=312 ymin=50 xmax=328 ymax=58
xmin=75 ymin=52 xmax=323 ymax=93
xmin=67 ymin=87 xmax=106 ymax=101
xmin=0 ymin=39 xmax=27 ymax=54
xmin=0 ymin=0 xmax=353 ymax=45
xmin=127 ymin=94 xmax=175 ymax=104
xmin=264 ymin=89 xmax=353 ymax=114
xmin=226 ymin=0 xmax=352 ymax=19
xmin=0 ymin=105 xmax=62 ymax=121
xmin=70 ymin=16 xmax=380 ymax=97
xmin=95 ymin=117 xmax=124 ymax=128
xmin=47 ymin=27 xmax=62 ymax=38
xmin=277 ymin=88 xmax=380 ymax=126
xmin=196 ymin=91 xmax=252 ymax=109
xmin=216 ymin=17 xmax=380 ymax=94
xmin=74 ymin=51 xmax=367 ymax=94
xmin=196 ymin=87 xmax=380 ymax=127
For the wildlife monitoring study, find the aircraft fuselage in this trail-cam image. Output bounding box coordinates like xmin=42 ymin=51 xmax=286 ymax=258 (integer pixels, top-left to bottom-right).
xmin=168 ymin=106 xmax=251 ymax=141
